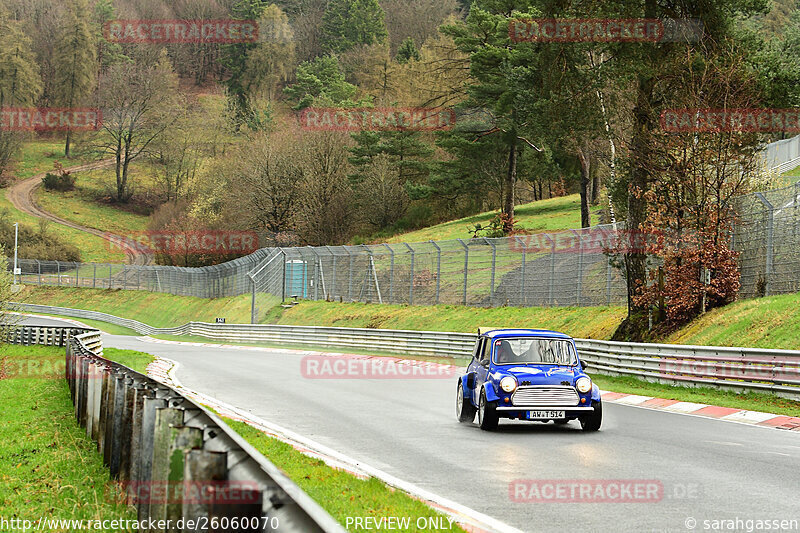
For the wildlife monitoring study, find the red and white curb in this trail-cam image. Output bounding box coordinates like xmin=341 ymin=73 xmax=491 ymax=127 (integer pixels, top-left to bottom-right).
xmin=600 ymin=391 xmax=800 ymax=431
xmin=145 ymin=356 xmax=521 ymax=533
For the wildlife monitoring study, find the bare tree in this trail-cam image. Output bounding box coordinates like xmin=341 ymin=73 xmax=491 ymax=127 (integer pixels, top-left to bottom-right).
xmin=94 ymin=50 xmax=179 ymax=202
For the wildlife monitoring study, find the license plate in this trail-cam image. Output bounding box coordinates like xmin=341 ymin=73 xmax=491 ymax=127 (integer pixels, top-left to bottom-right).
xmin=529 ymin=410 xmax=565 ymax=419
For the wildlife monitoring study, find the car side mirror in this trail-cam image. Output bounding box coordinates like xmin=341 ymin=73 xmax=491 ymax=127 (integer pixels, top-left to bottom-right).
xmin=580 ymin=360 xmax=587 ymax=371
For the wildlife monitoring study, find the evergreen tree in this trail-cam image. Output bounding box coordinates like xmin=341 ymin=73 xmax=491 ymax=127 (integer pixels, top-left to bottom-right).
xmin=54 ymin=0 xmax=97 ymax=156
xmin=396 ymin=37 xmax=421 ymax=63
xmin=320 ymin=0 xmax=388 ymax=54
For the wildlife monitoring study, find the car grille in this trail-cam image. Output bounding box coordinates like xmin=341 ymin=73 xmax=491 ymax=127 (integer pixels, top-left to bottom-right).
xmin=511 ymin=386 xmax=580 ymax=407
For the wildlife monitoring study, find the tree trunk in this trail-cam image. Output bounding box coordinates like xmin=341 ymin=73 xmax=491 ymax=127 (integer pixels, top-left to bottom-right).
xmin=577 ymin=147 xmax=591 ymax=228
xmin=64 ymin=129 xmax=72 ymax=158
xmin=626 ymin=74 xmax=656 ymax=316
xmin=503 ymin=134 xmax=517 ymax=233
xmin=590 ymin=163 xmax=600 ymax=204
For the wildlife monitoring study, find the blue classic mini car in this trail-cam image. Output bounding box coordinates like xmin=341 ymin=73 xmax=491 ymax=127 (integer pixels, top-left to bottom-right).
xmin=456 ymin=328 xmax=602 ymax=431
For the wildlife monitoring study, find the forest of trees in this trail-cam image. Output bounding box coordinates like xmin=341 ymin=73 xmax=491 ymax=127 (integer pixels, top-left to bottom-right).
xmin=1 ymin=0 xmax=800 ymax=335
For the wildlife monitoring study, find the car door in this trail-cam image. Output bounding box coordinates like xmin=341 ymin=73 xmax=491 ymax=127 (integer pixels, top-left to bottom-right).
xmin=473 ymin=338 xmax=491 ymax=404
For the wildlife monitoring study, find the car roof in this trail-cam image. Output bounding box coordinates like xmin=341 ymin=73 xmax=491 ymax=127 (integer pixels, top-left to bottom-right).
xmin=477 ymin=328 xmax=572 ymax=340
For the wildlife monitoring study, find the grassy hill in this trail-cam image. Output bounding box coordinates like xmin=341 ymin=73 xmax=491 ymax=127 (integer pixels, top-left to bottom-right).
xmin=17 ymin=283 xmax=800 ymax=350
xmin=385 ymin=194 xmax=604 ymax=243
xmin=1 ymin=140 xmax=125 ymax=263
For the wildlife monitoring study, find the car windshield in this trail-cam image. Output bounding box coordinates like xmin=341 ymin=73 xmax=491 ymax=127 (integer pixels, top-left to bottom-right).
xmin=493 ymin=337 xmax=577 ymax=366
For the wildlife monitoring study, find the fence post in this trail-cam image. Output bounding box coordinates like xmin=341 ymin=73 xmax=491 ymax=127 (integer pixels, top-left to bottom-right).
xmin=325 ymin=246 xmax=336 ymax=301
xmin=572 ymin=229 xmax=583 ymax=306
xmin=280 ymin=248 xmax=287 ymax=303
xmin=248 ymin=273 xmax=256 ymax=324
xmin=382 ymin=244 xmax=395 ymax=304
xmin=93 ymin=263 xmax=97 ymax=289
xmin=76 ymin=263 xmax=80 ymax=287
xmin=606 ymin=255 xmax=614 ymax=306
xmin=755 ymin=192 xmax=774 ymax=296
xmin=514 ymin=236 xmax=527 ymax=306
xmin=345 ymin=247 xmax=354 ymax=302
xmin=308 ymin=246 xmax=320 ymax=300
xmin=545 ymin=234 xmax=556 ymax=306
xmin=56 ymin=261 xmax=61 ymax=286
xmin=457 ymin=239 xmax=469 ymax=306
xmin=37 ymin=260 xmax=41 ymax=286
xmin=429 ymin=241 xmax=441 ymax=305
xmin=483 ymin=237 xmax=497 ymax=303
xmin=402 ymin=243 xmax=415 ymax=305
xmin=109 ymin=264 xmax=113 ymax=289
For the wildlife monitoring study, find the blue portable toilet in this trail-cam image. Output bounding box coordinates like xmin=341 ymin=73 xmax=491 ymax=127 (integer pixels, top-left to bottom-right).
xmin=285 ymin=259 xmax=308 ymax=298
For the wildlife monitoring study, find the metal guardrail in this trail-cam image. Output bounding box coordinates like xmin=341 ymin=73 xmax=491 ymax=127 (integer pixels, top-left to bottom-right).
xmin=5 ymin=325 xmax=99 ymax=350
xmin=7 ymin=324 xmax=345 ymax=533
xmin=15 ymin=303 xmax=800 ymax=400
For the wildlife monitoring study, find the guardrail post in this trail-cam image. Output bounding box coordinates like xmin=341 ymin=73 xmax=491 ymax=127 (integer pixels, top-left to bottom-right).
xmin=110 ymin=375 xmax=133 ymax=478
xmin=382 ymin=244 xmax=395 ymax=304
xmin=149 ymin=407 xmax=186 ymax=530
xmin=183 ymin=450 xmax=228 ymax=531
xmin=164 ymin=426 xmax=204 ymax=531
xmin=514 ymin=236 xmax=527 ymax=306
xmin=457 ymin=239 xmax=469 ymax=306
xmin=137 ymin=396 xmax=169 ymax=522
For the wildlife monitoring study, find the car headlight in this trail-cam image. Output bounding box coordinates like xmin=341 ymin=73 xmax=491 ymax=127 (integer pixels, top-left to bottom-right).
xmin=500 ymin=376 xmax=518 ymax=393
xmin=576 ymin=377 xmax=592 ymax=394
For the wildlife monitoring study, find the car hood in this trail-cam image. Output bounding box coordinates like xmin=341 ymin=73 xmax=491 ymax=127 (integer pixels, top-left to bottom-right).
xmin=499 ymin=365 xmax=579 ymax=385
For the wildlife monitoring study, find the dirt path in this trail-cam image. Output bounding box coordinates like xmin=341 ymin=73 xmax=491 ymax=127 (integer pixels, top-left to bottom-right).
xmin=6 ymin=159 xmax=153 ymax=265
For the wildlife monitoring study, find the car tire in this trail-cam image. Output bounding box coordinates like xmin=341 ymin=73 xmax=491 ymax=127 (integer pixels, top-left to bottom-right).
xmin=580 ymin=400 xmax=602 ymax=432
xmin=477 ymin=388 xmax=499 ymax=431
xmin=456 ymin=382 xmax=477 ymax=423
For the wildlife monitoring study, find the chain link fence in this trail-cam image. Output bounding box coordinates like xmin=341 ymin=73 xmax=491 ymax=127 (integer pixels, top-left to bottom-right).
xmin=7 ymin=138 xmax=800 ymax=314
xmin=734 ymin=181 xmax=800 ymax=298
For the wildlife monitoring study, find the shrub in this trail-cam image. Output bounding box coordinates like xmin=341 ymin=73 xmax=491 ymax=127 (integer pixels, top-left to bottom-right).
xmin=41 ymin=162 xmax=76 ymax=191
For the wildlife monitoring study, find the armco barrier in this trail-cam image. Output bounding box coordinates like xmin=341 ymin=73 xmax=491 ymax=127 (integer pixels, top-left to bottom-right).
xmin=5 ymin=325 xmax=100 ymax=351
xmin=7 ymin=325 xmax=345 ymax=533
xmin=15 ymin=303 xmax=800 ymax=400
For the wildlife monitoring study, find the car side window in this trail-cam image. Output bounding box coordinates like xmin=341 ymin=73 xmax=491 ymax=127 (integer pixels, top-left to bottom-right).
xmin=480 ymin=339 xmax=492 ymax=365
xmin=472 ymin=338 xmax=484 ymax=361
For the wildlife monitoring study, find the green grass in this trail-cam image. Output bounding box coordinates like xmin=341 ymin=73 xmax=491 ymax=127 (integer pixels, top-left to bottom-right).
xmin=20 ymin=286 xmax=257 ymax=327
xmin=0 ymin=344 xmax=136 ymax=529
xmin=386 ymin=194 xmax=602 ymax=243
xmin=666 ymin=292 xmax=800 ymax=350
xmin=35 ymin=165 xmax=152 ymax=237
xmin=103 ymin=347 xmax=154 ymax=373
xmin=593 ymin=374 xmax=800 ymax=417
xmin=275 ymin=300 xmax=625 ymax=339
xmin=222 ymin=418 xmax=467 ymax=533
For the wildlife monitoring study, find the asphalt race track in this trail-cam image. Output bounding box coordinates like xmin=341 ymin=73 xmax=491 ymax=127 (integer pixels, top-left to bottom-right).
xmin=20 ymin=317 xmax=800 ymax=533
